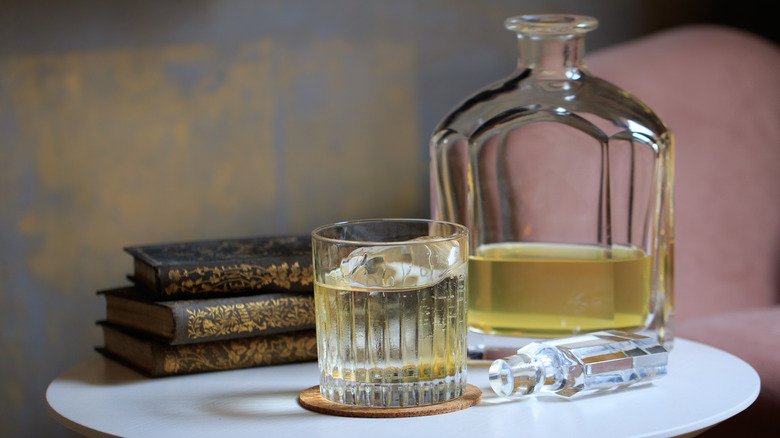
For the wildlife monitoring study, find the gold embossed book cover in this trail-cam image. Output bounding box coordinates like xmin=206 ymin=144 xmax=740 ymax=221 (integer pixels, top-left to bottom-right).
xmin=124 ymin=235 xmax=313 ymax=299
xmin=100 ymin=286 xmax=315 ymax=345
xmin=97 ymin=323 xmax=317 ymax=377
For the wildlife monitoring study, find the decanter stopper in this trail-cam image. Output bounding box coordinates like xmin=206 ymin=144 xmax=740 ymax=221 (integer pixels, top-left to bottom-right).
xmin=489 ymin=330 xmax=668 ymax=398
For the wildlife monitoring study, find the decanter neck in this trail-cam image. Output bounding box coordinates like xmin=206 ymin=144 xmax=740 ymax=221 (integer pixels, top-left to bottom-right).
xmin=506 ymin=14 xmax=597 ymax=80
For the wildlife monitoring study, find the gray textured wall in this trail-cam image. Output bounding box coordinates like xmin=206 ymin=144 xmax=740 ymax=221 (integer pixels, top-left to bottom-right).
xmin=0 ymin=1 xmax=769 ymax=436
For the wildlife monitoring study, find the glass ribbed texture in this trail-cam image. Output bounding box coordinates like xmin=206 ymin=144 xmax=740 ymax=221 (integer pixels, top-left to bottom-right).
xmin=312 ymin=219 xmax=468 ymax=407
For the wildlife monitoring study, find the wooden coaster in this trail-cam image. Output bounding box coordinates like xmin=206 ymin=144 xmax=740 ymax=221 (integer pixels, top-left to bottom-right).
xmin=298 ymin=384 xmax=482 ymax=418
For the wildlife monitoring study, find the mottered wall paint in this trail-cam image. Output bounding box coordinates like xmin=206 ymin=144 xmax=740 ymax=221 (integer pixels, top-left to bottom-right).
xmin=5 ymin=38 xmax=421 ymax=287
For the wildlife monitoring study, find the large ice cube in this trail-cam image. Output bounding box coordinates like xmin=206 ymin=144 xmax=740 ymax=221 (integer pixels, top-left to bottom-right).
xmin=326 ymin=236 xmax=463 ymax=289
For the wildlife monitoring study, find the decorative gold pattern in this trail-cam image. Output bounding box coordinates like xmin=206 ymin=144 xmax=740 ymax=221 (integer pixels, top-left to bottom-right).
xmin=161 ymin=331 xmax=317 ymax=375
xmin=185 ymin=295 xmax=315 ymax=340
xmin=164 ymin=262 xmax=313 ymax=295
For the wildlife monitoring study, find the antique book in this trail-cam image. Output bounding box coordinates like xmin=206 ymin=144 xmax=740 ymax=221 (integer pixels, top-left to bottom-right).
xmin=100 ymin=286 xmax=315 ymax=345
xmin=97 ymin=323 xmax=318 ymax=377
xmin=124 ymin=234 xmax=313 ymax=299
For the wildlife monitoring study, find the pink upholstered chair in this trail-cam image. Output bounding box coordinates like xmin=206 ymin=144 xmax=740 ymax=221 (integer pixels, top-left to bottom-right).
xmin=589 ymin=25 xmax=780 ymax=436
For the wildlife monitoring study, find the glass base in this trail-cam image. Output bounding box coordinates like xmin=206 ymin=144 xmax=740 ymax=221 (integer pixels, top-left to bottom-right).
xmin=319 ymin=374 xmax=466 ymax=408
xmin=467 ymin=328 xmax=671 ymax=362
xmin=466 ymin=331 xmax=537 ymax=361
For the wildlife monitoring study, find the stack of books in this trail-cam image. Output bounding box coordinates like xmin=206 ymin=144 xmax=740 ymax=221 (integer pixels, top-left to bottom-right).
xmin=96 ymin=235 xmax=318 ymax=377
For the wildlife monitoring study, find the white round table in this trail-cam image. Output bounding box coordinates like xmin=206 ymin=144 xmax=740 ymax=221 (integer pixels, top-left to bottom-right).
xmin=47 ymin=338 xmax=760 ymax=438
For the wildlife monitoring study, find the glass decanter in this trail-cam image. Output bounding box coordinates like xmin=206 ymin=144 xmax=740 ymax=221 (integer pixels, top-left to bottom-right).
xmin=430 ymin=14 xmax=674 ymax=347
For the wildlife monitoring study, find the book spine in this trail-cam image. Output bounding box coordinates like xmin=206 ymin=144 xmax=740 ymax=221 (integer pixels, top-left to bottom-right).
xmin=153 ymin=255 xmax=314 ymax=299
xmin=132 ymin=258 xmax=163 ymax=294
xmin=152 ymin=330 xmax=318 ymax=377
xmin=169 ymin=292 xmax=315 ymax=344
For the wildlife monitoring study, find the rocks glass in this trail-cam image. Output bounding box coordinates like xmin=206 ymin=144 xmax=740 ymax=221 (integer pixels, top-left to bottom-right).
xmin=312 ymin=219 xmax=469 ymax=407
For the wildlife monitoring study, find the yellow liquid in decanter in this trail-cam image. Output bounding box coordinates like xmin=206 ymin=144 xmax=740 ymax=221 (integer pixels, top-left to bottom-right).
xmin=468 ymin=242 xmax=652 ymax=337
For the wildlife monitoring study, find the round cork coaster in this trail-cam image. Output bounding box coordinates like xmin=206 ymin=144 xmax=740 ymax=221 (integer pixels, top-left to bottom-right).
xmin=298 ymin=385 xmax=482 ymax=418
